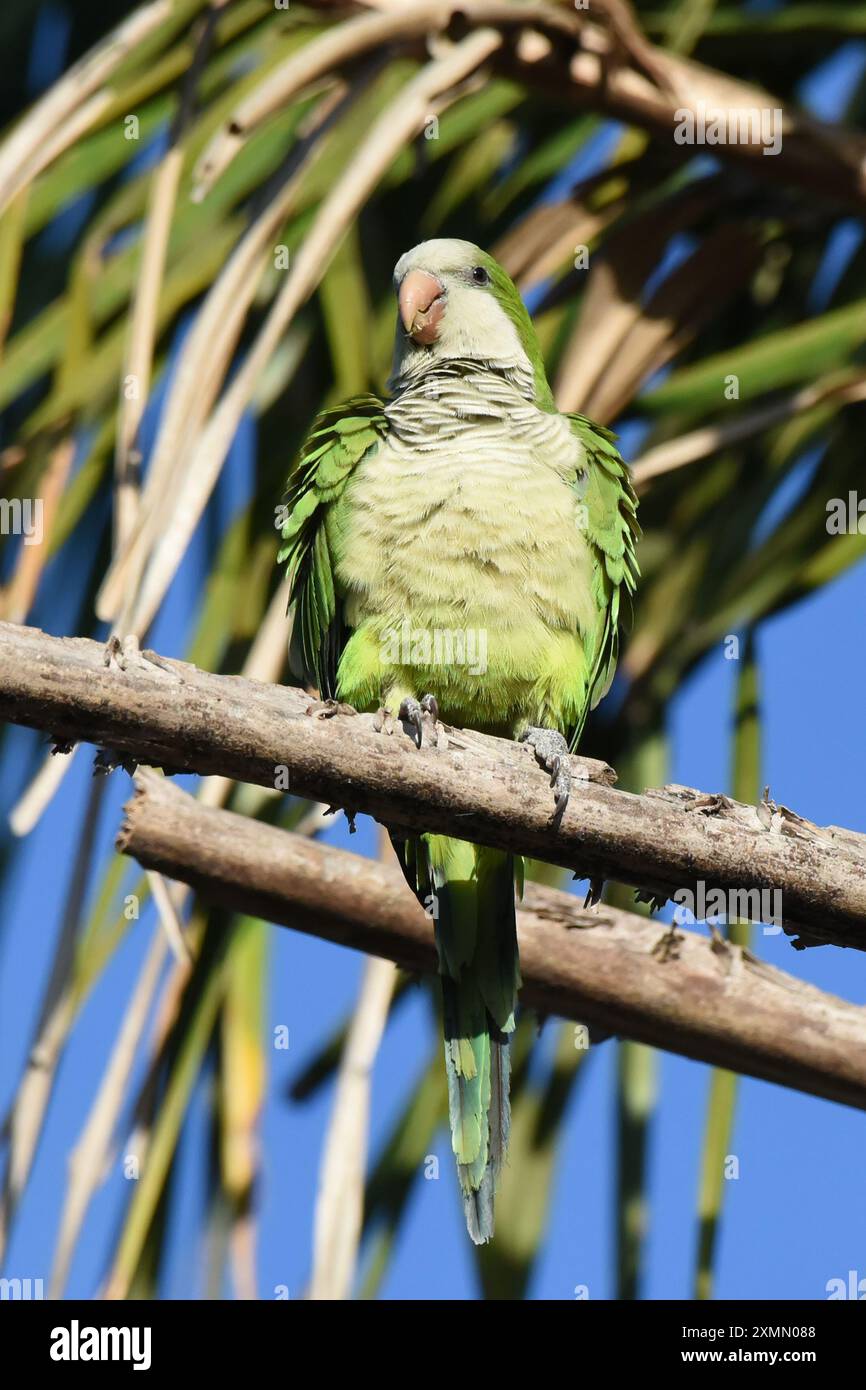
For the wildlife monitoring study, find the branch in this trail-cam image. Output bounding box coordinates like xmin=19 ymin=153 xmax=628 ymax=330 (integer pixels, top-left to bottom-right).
xmin=2 ymin=620 xmax=866 ymax=950
xmin=493 ymin=7 xmax=866 ymax=211
xmin=292 ymin=1 xmax=866 ymax=211
xmin=118 ymin=772 xmax=866 ymax=1114
xmin=194 ymin=0 xmax=866 ymax=215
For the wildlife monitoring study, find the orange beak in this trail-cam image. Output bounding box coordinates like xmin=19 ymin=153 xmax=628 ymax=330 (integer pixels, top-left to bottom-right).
xmin=398 ymin=269 xmax=445 ymax=345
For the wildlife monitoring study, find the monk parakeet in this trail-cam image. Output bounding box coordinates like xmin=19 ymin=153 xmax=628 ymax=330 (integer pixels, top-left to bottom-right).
xmin=279 ymin=239 xmax=639 ymax=1244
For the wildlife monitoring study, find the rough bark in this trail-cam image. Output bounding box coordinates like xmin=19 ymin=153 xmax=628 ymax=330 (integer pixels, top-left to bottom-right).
xmin=118 ymin=771 xmax=866 ymax=1114
xmin=2 ymin=620 xmax=866 ymax=950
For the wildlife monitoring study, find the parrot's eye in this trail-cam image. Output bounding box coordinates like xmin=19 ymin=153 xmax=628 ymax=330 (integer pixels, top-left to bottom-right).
xmin=471 ymin=266 xmax=490 ymax=286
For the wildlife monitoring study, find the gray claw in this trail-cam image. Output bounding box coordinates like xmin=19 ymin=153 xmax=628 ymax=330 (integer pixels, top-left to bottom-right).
xmin=372 ymin=707 xmax=394 ymax=735
xmin=398 ymin=696 xmax=425 ymax=747
xmin=104 ymin=633 xmax=178 ymax=679
xmin=103 ymin=634 xmax=126 ymax=670
xmin=521 ymin=726 xmax=572 ymax=820
xmin=398 ymin=693 xmax=440 ymax=748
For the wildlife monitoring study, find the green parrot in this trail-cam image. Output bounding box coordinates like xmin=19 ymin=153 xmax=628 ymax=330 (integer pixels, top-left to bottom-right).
xmin=279 ymin=238 xmax=639 ymax=1243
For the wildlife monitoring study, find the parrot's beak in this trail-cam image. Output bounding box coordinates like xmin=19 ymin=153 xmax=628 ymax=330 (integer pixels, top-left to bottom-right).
xmin=398 ymin=269 xmax=445 ymax=345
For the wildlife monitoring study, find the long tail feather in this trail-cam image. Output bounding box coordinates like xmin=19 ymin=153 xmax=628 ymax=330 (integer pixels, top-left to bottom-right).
xmin=399 ymin=833 xmax=520 ymax=1244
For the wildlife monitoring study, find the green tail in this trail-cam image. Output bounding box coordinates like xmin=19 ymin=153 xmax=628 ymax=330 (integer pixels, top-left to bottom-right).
xmin=398 ymin=833 xmax=521 ymax=1243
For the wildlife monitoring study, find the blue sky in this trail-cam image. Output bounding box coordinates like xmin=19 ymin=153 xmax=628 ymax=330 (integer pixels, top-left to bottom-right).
xmin=2 ymin=5 xmax=866 ymax=1302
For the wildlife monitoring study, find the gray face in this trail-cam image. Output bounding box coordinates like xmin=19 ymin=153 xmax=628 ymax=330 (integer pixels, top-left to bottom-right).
xmin=390 ymin=240 xmax=530 ymax=381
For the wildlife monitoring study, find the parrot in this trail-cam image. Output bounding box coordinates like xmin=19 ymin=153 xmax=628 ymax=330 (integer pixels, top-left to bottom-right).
xmin=278 ymin=238 xmax=639 ymax=1244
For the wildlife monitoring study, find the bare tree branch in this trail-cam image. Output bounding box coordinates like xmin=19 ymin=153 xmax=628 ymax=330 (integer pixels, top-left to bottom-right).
xmin=493 ymin=8 xmax=866 ymax=210
xmin=117 ymin=772 xmax=866 ymax=1114
xmin=298 ymin=1 xmax=866 ymax=210
xmin=197 ymin=0 xmax=866 ymax=215
xmin=1 ymin=620 xmax=865 ymax=950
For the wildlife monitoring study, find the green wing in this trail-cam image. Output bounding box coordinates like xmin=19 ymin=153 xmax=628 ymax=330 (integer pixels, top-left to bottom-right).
xmin=278 ymin=395 xmax=388 ymax=698
xmin=567 ymin=413 xmax=641 ymax=749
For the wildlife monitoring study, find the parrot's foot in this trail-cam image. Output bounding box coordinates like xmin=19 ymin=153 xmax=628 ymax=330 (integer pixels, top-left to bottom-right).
xmin=103 ymin=633 xmax=177 ymax=679
xmin=521 ymin=726 xmax=571 ymax=821
xmin=398 ymin=693 xmax=439 ymax=748
xmin=372 ymin=706 xmax=395 ymax=735
xmin=103 ymin=633 xmax=136 ymax=671
xmin=306 ymin=698 xmax=357 ymax=719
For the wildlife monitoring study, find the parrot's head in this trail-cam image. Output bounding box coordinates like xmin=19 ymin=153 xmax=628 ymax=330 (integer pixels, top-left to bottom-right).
xmin=390 ymin=238 xmax=553 ymax=405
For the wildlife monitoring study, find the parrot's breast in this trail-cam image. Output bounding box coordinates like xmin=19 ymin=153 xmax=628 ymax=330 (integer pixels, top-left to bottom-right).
xmin=330 ymin=369 xmax=600 ymax=734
